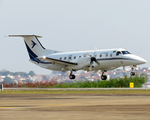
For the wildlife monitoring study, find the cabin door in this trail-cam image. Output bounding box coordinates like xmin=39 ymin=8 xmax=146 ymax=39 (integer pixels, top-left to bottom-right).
xmin=68 ymin=55 xmax=72 ymax=61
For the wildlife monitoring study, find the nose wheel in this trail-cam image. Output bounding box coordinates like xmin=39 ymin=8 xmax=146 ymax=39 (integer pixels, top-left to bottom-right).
xmin=69 ymin=71 xmax=76 ymax=79
xmin=130 ymin=65 xmax=136 ymax=76
xmin=130 ymin=72 xmax=135 ymax=76
xmin=101 ymin=71 xmax=107 ymax=80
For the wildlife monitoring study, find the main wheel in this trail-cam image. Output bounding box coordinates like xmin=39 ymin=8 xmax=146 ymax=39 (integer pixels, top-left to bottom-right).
xmin=69 ymin=75 xmax=73 ymax=79
xmin=101 ymin=75 xmax=107 ymax=80
xmin=69 ymin=75 xmax=76 ymax=79
xmin=130 ymin=72 xmax=135 ymax=76
xmin=72 ymin=75 xmax=76 ymax=79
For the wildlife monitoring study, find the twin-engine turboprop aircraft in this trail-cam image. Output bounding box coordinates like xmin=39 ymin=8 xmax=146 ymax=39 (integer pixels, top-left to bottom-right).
xmin=9 ymin=35 xmax=147 ymax=80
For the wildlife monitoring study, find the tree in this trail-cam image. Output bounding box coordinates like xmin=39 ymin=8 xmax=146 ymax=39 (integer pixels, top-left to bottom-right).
xmin=4 ymin=77 xmax=14 ymax=84
xmin=0 ymin=70 xmax=11 ymax=76
xmin=42 ymin=75 xmax=48 ymax=80
xmin=28 ymin=71 xmax=36 ymax=77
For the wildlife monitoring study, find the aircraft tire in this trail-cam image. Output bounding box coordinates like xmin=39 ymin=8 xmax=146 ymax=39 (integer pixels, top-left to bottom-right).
xmin=69 ymin=75 xmax=73 ymax=79
xmin=72 ymin=75 xmax=76 ymax=79
xmin=130 ymin=72 xmax=135 ymax=76
xmin=69 ymin=75 xmax=76 ymax=79
xmin=101 ymin=75 xmax=107 ymax=80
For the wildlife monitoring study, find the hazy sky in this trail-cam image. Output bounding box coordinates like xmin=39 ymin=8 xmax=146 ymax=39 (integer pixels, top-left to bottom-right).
xmin=0 ymin=0 xmax=150 ymax=74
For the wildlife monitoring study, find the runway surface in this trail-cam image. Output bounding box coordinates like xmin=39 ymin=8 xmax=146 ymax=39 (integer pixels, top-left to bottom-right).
xmin=0 ymin=94 xmax=150 ymax=120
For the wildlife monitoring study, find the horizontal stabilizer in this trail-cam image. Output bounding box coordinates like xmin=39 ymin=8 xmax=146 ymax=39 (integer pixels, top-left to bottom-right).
xmin=8 ymin=35 xmax=42 ymax=38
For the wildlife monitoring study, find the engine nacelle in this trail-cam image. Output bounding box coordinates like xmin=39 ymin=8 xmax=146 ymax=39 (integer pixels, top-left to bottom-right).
xmin=91 ymin=61 xmax=99 ymax=68
xmin=67 ymin=57 xmax=90 ymax=70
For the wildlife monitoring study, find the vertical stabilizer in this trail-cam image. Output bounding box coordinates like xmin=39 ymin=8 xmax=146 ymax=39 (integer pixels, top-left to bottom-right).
xmin=9 ymin=35 xmax=59 ymax=62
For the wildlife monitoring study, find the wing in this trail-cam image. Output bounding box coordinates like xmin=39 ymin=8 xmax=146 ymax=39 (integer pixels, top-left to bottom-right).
xmin=38 ymin=56 xmax=78 ymax=66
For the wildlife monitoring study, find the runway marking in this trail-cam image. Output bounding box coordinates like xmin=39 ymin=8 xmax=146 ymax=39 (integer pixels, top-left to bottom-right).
xmin=0 ymin=106 xmax=30 ymax=109
xmin=0 ymin=107 xmax=17 ymax=109
xmin=0 ymin=103 xmax=81 ymax=109
xmin=45 ymin=103 xmax=80 ymax=106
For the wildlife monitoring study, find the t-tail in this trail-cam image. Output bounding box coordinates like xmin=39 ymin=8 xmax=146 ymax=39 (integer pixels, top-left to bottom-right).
xmin=9 ymin=35 xmax=59 ymax=63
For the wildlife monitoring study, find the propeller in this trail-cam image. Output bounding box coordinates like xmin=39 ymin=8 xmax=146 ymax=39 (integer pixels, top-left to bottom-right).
xmin=87 ymin=47 xmax=100 ymax=70
xmin=90 ymin=57 xmax=99 ymax=65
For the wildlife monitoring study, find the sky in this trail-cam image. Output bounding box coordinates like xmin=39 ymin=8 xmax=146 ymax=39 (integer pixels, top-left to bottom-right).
xmin=0 ymin=0 xmax=150 ymax=74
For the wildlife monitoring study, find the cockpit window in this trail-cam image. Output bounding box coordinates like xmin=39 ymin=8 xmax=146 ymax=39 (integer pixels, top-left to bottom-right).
xmin=116 ymin=51 xmax=122 ymax=56
xmin=122 ymin=51 xmax=130 ymax=55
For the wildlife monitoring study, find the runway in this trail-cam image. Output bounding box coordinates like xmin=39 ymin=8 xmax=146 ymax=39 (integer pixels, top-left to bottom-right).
xmin=0 ymin=93 xmax=150 ymax=120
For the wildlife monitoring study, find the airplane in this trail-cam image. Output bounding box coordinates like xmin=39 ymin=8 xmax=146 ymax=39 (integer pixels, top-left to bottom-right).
xmin=9 ymin=35 xmax=147 ymax=80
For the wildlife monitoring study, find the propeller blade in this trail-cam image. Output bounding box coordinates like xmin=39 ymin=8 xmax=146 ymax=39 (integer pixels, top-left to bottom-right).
xmin=91 ymin=57 xmax=99 ymax=65
xmin=95 ymin=60 xmax=99 ymax=65
xmin=95 ymin=59 xmax=100 ymax=65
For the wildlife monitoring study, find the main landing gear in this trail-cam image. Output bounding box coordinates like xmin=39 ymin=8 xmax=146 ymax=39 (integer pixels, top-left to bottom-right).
xmin=101 ymin=71 xmax=107 ymax=80
xmin=69 ymin=71 xmax=76 ymax=79
xmin=130 ymin=65 xmax=136 ymax=76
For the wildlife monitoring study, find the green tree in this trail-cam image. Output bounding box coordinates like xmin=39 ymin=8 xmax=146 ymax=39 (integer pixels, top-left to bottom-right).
xmin=0 ymin=70 xmax=11 ymax=76
xmin=28 ymin=71 xmax=36 ymax=77
xmin=14 ymin=72 xmax=28 ymax=77
xmin=4 ymin=77 xmax=14 ymax=84
xmin=42 ymin=75 xmax=48 ymax=80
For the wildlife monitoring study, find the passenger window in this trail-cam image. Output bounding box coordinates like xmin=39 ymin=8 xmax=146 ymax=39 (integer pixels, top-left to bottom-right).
xmin=64 ymin=57 xmax=66 ymax=60
xmin=100 ymin=54 xmax=102 ymax=57
xmin=60 ymin=57 xmax=62 ymax=60
xmin=116 ymin=51 xmax=122 ymax=56
xmin=110 ymin=54 xmax=112 ymax=57
xmin=79 ymin=56 xmax=81 ymax=58
xmin=74 ymin=56 xmax=76 ymax=59
xmin=106 ymin=54 xmax=108 ymax=57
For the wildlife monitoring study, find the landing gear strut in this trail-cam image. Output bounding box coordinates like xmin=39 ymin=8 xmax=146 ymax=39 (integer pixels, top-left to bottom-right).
xmin=130 ymin=65 xmax=136 ymax=76
xmin=69 ymin=71 xmax=76 ymax=79
xmin=101 ymin=71 xmax=107 ymax=80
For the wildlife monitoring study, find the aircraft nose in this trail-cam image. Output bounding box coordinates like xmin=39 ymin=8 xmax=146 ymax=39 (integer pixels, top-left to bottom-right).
xmin=137 ymin=57 xmax=147 ymax=64
xmin=141 ymin=59 xmax=147 ymax=64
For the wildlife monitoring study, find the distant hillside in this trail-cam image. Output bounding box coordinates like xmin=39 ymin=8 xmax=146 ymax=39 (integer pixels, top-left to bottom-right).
xmin=0 ymin=70 xmax=36 ymax=77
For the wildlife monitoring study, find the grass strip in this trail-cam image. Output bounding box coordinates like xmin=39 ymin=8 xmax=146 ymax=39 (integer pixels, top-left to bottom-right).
xmin=1 ymin=90 xmax=150 ymax=94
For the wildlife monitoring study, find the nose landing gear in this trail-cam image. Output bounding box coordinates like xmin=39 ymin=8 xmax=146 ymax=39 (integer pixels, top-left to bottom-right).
xmin=69 ymin=71 xmax=76 ymax=79
xmin=130 ymin=72 xmax=135 ymax=76
xmin=101 ymin=71 xmax=107 ymax=80
xmin=130 ymin=65 xmax=136 ymax=76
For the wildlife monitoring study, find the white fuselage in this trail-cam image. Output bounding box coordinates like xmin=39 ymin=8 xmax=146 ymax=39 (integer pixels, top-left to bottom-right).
xmin=36 ymin=48 xmax=147 ymax=72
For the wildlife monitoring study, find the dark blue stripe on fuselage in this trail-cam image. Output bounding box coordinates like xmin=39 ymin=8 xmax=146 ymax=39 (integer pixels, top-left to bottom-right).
xmin=97 ymin=57 xmax=137 ymax=61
